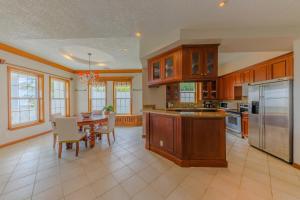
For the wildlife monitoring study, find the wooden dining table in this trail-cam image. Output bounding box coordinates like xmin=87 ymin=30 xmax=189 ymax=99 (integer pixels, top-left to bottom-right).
xmin=77 ymin=114 xmax=108 ymax=148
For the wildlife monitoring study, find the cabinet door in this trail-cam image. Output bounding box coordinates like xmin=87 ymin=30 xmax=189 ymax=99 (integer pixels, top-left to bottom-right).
xmin=163 ymin=52 xmax=179 ymax=81
xmin=150 ymin=59 xmax=162 ymax=81
xmin=235 ymin=72 xmax=242 ymax=85
xmin=253 ymin=64 xmax=267 ymax=82
xmin=203 ymin=47 xmax=218 ymax=78
xmin=190 ymin=49 xmax=203 ymax=76
xmin=149 ymin=114 xmax=175 ymax=154
xmin=270 ymin=60 xmax=287 ymax=79
xmin=242 ymin=70 xmax=254 ymax=83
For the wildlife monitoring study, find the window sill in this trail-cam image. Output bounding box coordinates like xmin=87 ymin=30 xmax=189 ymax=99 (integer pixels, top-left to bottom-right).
xmin=8 ymin=120 xmax=45 ymax=131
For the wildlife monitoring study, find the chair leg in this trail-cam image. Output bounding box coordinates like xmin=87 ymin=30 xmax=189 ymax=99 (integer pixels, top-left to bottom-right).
xmin=112 ymin=129 xmax=115 ymax=141
xmin=76 ymin=142 xmax=79 ymax=157
xmin=53 ymin=134 xmax=57 ymax=149
xmin=107 ymin=134 xmax=111 ymax=146
xmin=58 ymin=143 xmax=62 ymax=159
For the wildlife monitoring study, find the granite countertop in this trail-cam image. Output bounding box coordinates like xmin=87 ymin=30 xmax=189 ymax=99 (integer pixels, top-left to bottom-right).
xmin=143 ymin=109 xmax=227 ymax=118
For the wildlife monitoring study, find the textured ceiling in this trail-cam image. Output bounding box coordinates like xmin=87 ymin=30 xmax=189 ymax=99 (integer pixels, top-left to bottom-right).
xmin=4 ymin=38 xmax=140 ymax=70
xmin=0 ymin=0 xmax=300 ymax=69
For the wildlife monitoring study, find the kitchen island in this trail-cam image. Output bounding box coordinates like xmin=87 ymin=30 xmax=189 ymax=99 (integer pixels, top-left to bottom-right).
xmin=144 ymin=109 xmax=227 ymax=167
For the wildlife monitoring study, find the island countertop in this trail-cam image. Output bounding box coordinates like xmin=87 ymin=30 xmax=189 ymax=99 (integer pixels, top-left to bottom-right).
xmin=143 ymin=109 xmax=227 ymax=118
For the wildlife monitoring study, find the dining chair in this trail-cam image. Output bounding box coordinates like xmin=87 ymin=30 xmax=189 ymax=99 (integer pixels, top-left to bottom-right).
xmin=94 ymin=112 xmax=116 ymax=146
xmin=50 ymin=113 xmax=62 ymax=149
xmin=55 ymin=117 xmax=88 ymax=158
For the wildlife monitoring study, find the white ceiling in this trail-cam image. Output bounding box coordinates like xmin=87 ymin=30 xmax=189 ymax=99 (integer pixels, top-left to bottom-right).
xmin=0 ymin=0 xmax=300 ymax=70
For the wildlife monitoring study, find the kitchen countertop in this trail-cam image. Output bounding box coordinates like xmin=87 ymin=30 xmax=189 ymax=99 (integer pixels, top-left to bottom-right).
xmin=143 ymin=109 xmax=227 ymax=118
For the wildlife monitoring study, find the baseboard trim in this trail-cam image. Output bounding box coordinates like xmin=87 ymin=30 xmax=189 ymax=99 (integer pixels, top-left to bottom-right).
xmin=0 ymin=130 xmax=52 ymax=148
xmin=293 ymin=163 xmax=300 ymax=170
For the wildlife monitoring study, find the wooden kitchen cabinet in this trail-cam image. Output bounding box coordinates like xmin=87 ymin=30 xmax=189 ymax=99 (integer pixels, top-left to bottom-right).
xmin=148 ymin=58 xmax=163 ymax=85
xmin=253 ymin=64 xmax=268 ymax=82
xmin=241 ymin=69 xmax=254 ymax=83
xmin=144 ymin=111 xmax=227 ymax=167
xmin=201 ymin=80 xmax=217 ymax=100
xmin=148 ymin=44 xmax=219 ymax=86
xmin=218 ymin=52 xmax=293 ymax=101
xmin=268 ymin=53 xmax=293 ymax=79
xmin=149 ymin=114 xmax=177 ymax=154
xmin=183 ymin=45 xmax=218 ymax=80
xmin=242 ymin=112 xmax=249 ymax=138
xmin=234 ymin=72 xmax=242 ymax=85
xmin=203 ymin=46 xmax=218 ymax=78
xmin=163 ymin=51 xmax=181 ymax=81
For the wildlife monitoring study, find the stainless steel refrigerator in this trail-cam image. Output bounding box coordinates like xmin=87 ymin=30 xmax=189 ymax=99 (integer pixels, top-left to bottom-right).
xmin=248 ymin=78 xmax=293 ymax=163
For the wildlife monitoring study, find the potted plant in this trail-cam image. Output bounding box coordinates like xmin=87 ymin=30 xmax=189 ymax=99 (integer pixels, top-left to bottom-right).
xmin=103 ymin=105 xmax=114 ymax=115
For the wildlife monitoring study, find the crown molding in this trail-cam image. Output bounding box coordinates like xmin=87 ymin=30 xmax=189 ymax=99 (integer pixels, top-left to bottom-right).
xmin=0 ymin=43 xmax=74 ymax=73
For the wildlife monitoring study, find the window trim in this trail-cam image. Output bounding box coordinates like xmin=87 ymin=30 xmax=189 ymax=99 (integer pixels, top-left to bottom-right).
xmin=7 ymin=66 xmax=45 ymax=130
xmin=113 ymin=80 xmax=132 ymax=115
xmin=88 ymin=82 xmax=107 ymax=112
xmin=49 ymin=76 xmax=70 ymax=117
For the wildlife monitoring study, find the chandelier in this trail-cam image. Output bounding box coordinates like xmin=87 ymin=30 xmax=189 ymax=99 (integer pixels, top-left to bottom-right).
xmin=78 ymin=53 xmax=100 ymax=86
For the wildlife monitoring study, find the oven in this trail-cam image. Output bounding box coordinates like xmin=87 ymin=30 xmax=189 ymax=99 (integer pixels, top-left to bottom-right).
xmin=226 ymin=112 xmax=241 ymax=133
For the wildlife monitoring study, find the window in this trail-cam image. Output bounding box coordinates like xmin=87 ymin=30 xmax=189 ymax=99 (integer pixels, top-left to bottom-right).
xmin=50 ymin=77 xmax=70 ymax=116
xmin=180 ymin=82 xmax=196 ymax=103
xmin=89 ymin=82 xmax=106 ymax=112
xmin=114 ymin=81 xmax=131 ymax=114
xmin=8 ymin=67 xmax=44 ymax=130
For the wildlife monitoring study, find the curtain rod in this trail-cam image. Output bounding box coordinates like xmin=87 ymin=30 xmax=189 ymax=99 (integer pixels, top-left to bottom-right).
xmin=5 ymin=62 xmax=73 ymax=81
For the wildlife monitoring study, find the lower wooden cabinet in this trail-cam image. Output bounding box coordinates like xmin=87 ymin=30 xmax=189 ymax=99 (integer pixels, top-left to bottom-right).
xmin=144 ymin=112 xmax=227 ymax=167
xmin=242 ymin=112 xmax=249 ymax=138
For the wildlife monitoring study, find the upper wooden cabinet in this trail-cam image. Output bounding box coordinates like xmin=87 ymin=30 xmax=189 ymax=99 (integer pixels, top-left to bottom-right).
xmin=219 ymin=52 xmax=293 ymax=100
xmin=148 ymin=44 xmax=219 ymax=86
xmin=253 ymin=64 xmax=268 ymax=82
xmin=267 ymin=54 xmax=293 ymax=79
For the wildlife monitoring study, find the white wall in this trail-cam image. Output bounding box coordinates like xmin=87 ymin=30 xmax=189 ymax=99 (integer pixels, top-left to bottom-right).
xmin=293 ymin=40 xmax=300 ymax=164
xmin=142 ymin=67 xmax=166 ymax=109
xmin=219 ymin=51 xmax=289 ymax=76
xmin=75 ymin=73 xmax=143 ymax=115
xmin=0 ymin=50 xmax=75 ymax=145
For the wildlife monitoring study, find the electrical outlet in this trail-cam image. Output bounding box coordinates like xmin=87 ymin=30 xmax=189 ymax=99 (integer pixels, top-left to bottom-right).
xmin=160 ymin=140 xmax=164 ymax=147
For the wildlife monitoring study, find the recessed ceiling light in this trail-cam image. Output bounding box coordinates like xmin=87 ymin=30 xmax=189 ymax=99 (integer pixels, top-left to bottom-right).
xmin=218 ymin=0 xmax=227 ymax=7
xmin=63 ymin=54 xmax=73 ymax=60
xmin=135 ymin=32 xmax=142 ymax=37
xmin=97 ymin=63 xmax=106 ymax=67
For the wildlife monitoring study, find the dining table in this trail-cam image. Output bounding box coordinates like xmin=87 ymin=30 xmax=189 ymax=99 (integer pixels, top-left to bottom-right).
xmin=77 ymin=114 xmax=108 ymax=148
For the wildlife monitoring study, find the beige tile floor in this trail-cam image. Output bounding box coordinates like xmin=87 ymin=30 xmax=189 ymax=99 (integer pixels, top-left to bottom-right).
xmin=0 ymin=127 xmax=300 ymax=200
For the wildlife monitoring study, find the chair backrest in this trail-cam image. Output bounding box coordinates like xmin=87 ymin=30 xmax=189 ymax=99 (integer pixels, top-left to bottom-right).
xmin=108 ymin=112 xmax=116 ymax=132
xmin=55 ymin=117 xmax=79 ymax=137
xmin=50 ymin=113 xmax=62 ymax=129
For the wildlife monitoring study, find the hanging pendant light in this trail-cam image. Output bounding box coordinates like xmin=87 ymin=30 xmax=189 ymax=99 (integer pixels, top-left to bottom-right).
xmin=78 ymin=53 xmax=99 ymax=85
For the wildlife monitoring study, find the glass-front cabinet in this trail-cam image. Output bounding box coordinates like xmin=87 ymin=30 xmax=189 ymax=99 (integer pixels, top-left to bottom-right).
xmin=152 ymin=61 xmax=161 ymax=80
xmin=203 ymin=47 xmax=218 ymax=78
xmin=191 ymin=50 xmax=202 ymax=75
xmin=164 ymin=56 xmax=174 ymax=78
xmin=147 ymin=44 xmax=219 ymax=86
